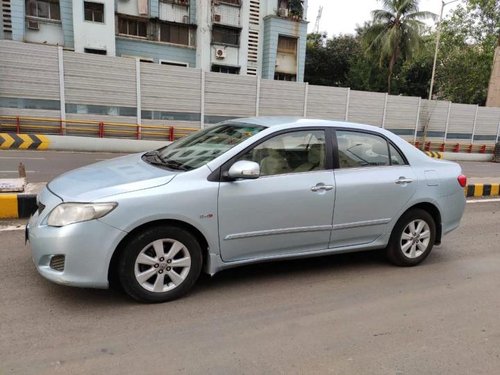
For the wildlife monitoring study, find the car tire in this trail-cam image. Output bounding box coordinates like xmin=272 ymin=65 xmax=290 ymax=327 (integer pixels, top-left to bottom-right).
xmin=386 ymin=209 xmax=436 ymax=267
xmin=118 ymin=226 xmax=202 ymax=303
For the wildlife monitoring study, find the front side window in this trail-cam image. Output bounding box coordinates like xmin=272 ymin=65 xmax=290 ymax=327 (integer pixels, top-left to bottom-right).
xmin=84 ymin=2 xmax=104 ymax=23
xmin=336 ymin=130 xmax=405 ymax=168
xmin=26 ymin=0 xmax=60 ymax=20
xmin=238 ymin=130 xmax=326 ymax=176
xmin=145 ymin=123 xmax=265 ymax=171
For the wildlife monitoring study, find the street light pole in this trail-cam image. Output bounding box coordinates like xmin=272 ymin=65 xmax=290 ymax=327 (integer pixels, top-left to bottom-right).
xmin=428 ymin=0 xmax=459 ymax=101
xmin=423 ymin=0 xmax=459 ymax=144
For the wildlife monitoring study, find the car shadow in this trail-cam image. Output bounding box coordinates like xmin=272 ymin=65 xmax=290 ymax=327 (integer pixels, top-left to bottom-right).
xmin=195 ymin=249 xmax=388 ymax=292
xmin=40 ymin=248 xmax=449 ymax=307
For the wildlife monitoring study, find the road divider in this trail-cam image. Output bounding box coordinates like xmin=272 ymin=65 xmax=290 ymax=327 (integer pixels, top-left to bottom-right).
xmin=0 ymin=133 xmax=49 ymax=150
xmin=425 ymin=151 xmax=442 ymax=159
xmin=1 ymin=133 xmax=168 ymax=153
xmin=0 ymin=194 xmax=36 ymax=219
xmin=466 ymin=183 xmax=500 ymax=198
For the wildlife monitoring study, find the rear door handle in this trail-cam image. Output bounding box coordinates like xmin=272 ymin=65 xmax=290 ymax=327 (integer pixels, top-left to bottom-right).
xmin=395 ymin=177 xmax=413 ymax=184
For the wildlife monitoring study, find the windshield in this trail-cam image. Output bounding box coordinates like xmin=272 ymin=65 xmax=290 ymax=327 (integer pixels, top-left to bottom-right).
xmin=143 ymin=123 xmax=265 ymax=171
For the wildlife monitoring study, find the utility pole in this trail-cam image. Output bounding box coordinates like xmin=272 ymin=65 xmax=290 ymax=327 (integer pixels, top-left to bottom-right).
xmin=428 ymin=0 xmax=459 ymax=101
xmin=424 ymin=0 xmax=459 ymax=143
xmin=313 ymin=5 xmax=323 ymax=34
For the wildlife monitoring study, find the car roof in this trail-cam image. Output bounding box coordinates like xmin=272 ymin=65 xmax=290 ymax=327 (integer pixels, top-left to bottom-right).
xmin=229 ymin=116 xmax=382 ymax=132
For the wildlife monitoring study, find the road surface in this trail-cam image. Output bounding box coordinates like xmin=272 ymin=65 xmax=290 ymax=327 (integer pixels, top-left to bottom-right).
xmin=1 ymin=201 xmax=500 ymax=374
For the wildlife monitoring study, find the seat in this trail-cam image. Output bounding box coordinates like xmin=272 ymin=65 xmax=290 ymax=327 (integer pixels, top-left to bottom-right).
xmin=294 ymin=143 xmax=325 ymax=172
xmin=260 ymin=148 xmax=290 ymax=176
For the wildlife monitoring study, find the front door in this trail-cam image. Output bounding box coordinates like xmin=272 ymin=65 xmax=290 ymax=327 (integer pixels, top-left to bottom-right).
xmin=218 ymin=129 xmax=335 ymax=262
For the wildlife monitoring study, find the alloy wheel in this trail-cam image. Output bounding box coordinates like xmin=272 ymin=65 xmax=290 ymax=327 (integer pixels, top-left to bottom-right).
xmin=400 ymin=219 xmax=431 ymax=259
xmin=134 ymin=239 xmax=192 ymax=293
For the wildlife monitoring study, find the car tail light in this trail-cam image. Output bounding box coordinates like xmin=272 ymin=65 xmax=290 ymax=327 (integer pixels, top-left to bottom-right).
xmin=457 ymin=175 xmax=467 ymax=188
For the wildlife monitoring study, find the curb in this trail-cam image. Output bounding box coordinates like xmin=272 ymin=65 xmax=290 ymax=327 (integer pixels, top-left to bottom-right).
xmin=1 ymin=183 xmax=500 ymax=219
xmin=0 ymin=194 xmax=37 ymax=219
xmin=466 ymin=183 xmax=500 ymax=198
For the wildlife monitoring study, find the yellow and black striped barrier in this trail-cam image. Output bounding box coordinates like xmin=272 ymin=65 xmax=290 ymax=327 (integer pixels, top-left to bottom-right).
xmin=0 ymin=184 xmax=499 ymax=219
xmin=425 ymin=151 xmax=442 ymax=159
xmin=466 ymin=183 xmax=500 ymax=198
xmin=0 ymin=194 xmax=37 ymax=219
xmin=0 ymin=133 xmax=50 ymax=150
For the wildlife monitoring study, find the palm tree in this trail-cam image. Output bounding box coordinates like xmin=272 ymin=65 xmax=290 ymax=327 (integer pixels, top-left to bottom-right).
xmin=364 ymin=0 xmax=436 ymax=94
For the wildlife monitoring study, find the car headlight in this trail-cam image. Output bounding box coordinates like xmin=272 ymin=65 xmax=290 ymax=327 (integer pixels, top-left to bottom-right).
xmin=47 ymin=202 xmax=117 ymax=227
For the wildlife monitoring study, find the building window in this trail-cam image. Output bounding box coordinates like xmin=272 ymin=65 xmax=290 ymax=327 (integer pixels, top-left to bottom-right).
xmin=278 ymin=36 xmax=297 ymax=53
xmin=84 ymin=48 xmax=107 ymax=55
xmin=212 ymin=25 xmax=240 ymax=46
xmin=118 ymin=16 xmax=147 ymax=37
xmin=159 ymin=22 xmax=189 ymax=45
xmin=160 ymin=0 xmax=190 ymax=5
xmin=160 ymin=60 xmax=189 ymax=67
xmin=25 ymin=0 xmax=60 ymax=20
xmin=274 ymin=72 xmax=296 ymax=81
xmin=211 ymin=64 xmax=240 ymax=74
xmin=220 ymin=0 xmax=241 ymax=5
xmin=277 ymin=0 xmax=304 ymax=19
xmin=212 ymin=25 xmax=241 ymax=46
xmin=84 ymin=2 xmax=104 ymax=23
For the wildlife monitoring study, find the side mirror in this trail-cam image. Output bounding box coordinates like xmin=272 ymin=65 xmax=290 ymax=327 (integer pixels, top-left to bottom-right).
xmin=227 ymin=160 xmax=260 ymax=180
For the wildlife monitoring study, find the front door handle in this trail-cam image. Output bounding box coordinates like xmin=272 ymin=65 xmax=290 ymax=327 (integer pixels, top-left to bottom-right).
xmin=311 ymin=184 xmax=334 ymax=192
xmin=395 ymin=177 xmax=414 ymax=184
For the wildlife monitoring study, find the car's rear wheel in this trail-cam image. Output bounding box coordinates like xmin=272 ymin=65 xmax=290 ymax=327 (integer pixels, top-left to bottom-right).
xmin=386 ymin=209 xmax=436 ymax=266
xmin=118 ymin=226 xmax=202 ymax=303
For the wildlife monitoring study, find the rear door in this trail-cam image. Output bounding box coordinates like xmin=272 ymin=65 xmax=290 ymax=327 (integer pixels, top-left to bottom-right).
xmin=330 ymin=130 xmax=417 ymax=248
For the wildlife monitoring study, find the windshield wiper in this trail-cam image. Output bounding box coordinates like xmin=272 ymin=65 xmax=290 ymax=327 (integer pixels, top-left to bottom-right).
xmin=160 ymin=159 xmax=188 ymax=171
xmin=142 ymin=151 xmax=188 ymax=171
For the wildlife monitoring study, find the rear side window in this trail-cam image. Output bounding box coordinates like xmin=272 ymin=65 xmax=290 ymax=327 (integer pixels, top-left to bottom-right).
xmin=336 ymin=131 xmax=405 ymax=168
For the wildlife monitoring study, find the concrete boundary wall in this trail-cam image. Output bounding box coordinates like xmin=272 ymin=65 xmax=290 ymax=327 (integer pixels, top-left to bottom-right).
xmin=2 ymin=40 xmax=500 ymax=143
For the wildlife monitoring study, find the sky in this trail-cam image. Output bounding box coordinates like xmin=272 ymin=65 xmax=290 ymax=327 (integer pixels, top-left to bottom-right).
xmin=306 ymin=0 xmax=462 ymax=37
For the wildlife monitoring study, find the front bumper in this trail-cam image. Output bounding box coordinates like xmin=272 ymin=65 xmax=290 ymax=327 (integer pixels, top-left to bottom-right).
xmin=28 ymin=192 xmax=127 ymax=289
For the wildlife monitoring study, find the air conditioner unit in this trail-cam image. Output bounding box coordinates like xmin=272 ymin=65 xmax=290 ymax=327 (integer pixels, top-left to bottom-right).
xmin=278 ymin=8 xmax=288 ymax=17
xmin=177 ymin=0 xmax=189 ymax=5
xmin=182 ymin=15 xmax=189 ymax=23
xmin=213 ymin=13 xmax=221 ymax=22
xmin=215 ymin=48 xmax=225 ymax=59
xmin=27 ymin=19 xmax=39 ymax=30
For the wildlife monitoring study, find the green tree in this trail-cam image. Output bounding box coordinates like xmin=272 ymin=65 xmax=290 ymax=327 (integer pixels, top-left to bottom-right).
xmin=363 ymin=0 xmax=436 ymax=93
xmin=434 ymin=0 xmax=499 ymax=104
xmin=305 ymin=33 xmax=362 ymax=87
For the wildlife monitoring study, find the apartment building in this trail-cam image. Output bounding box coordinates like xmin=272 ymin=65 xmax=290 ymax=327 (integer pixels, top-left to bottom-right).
xmin=1 ymin=0 xmax=308 ymax=81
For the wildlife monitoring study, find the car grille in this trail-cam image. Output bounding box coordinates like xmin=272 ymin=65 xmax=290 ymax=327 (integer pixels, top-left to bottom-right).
xmin=49 ymin=255 xmax=65 ymax=272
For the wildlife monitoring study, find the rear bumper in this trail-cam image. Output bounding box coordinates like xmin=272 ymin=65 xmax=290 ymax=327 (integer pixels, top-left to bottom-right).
xmin=441 ymin=190 xmax=466 ymax=236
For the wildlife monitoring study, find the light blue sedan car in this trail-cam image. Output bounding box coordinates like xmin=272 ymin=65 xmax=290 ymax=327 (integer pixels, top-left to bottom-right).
xmin=28 ymin=118 xmax=467 ymax=302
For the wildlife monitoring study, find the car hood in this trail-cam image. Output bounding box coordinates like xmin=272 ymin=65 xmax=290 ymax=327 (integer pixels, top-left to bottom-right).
xmin=48 ymin=153 xmax=178 ymax=201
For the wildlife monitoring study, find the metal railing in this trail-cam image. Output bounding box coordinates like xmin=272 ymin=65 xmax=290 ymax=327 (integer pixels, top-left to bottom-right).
xmin=410 ymin=140 xmax=495 ymax=154
xmin=1 ymin=115 xmax=496 ymax=154
xmin=0 ymin=115 xmax=198 ymax=141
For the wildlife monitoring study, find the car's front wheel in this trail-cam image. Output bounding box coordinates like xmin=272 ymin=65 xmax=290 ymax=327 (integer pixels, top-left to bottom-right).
xmin=386 ymin=209 xmax=436 ymax=266
xmin=118 ymin=226 xmax=202 ymax=303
